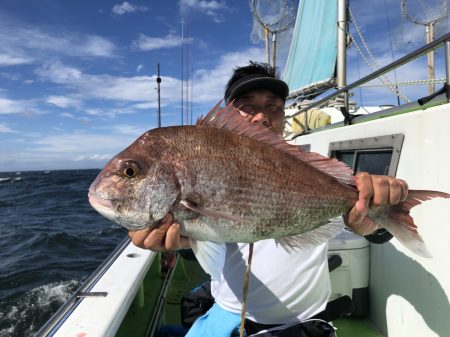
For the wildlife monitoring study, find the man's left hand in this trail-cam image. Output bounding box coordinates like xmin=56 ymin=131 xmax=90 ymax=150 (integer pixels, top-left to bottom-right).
xmin=346 ymin=172 xmax=408 ymax=235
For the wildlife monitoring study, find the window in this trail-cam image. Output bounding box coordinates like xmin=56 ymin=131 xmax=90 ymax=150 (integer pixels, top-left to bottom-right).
xmin=329 ymin=134 xmax=404 ymax=176
xmin=329 ymin=134 xmax=404 ymax=244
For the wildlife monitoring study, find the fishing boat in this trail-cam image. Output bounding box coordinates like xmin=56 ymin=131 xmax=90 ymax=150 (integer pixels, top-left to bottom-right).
xmin=35 ymin=1 xmax=450 ymax=336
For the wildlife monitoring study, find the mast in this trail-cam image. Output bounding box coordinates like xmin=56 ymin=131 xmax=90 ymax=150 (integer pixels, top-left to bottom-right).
xmin=181 ymin=18 xmax=184 ymax=125
xmin=426 ymin=23 xmax=435 ymax=94
xmin=185 ymin=18 xmax=189 ymax=124
xmin=156 ymin=63 xmax=161 ymax=128
xmin=337 ymin=0 xmax=348 ymax=109
xmin=401 ymin=0 xmax=450 ymax=95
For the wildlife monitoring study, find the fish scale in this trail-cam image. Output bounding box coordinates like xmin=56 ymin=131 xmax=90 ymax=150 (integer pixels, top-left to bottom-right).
xmin=89 ymin=103 xmax=450 ymax=257
xmin=146 ymin=126 xmax=356 ymax=242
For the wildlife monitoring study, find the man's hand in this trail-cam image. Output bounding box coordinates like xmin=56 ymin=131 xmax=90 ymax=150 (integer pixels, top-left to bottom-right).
xmin=346 ymin=172 xmax=409 ymax=235
xmin=128 ymin=213 xmax=190 ymax=251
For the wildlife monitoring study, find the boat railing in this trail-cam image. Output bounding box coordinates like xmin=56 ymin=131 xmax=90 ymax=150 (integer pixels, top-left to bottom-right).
xmin=288 ymin=31 xmax=450 ymax=138
xmin=34 ymin=236 xmax=131 ymax=337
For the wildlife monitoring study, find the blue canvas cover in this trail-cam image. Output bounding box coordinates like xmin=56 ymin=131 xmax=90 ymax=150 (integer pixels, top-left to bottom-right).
xmin=283 ymin=0 xmax=338 ymax=97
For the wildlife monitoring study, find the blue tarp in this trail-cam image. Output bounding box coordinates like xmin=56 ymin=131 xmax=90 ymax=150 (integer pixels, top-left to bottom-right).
xmin=283 ymin=0 xmax=338 ymax=96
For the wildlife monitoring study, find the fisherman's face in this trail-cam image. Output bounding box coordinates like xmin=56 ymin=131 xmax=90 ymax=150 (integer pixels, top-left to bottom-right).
xmin=234 ymin=89 xmax=285 ymax=135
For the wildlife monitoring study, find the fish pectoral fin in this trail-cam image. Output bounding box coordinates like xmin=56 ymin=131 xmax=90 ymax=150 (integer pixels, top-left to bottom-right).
xmin=180 ymin=199 xmax=248 ymax=223
xmin=276 ymin=217 xmax=345 ymax=252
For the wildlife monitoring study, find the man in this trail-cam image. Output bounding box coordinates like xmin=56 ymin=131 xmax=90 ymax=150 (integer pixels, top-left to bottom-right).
xmin=129 ymin=62 xmax=408 ymax=336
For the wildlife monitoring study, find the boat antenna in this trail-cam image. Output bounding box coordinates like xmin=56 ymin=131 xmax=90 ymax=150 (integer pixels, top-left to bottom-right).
xmin=156 ymin=63 xmax=161 ymax=128
xmin=181 ymin=17 xmax=184 ymax=125
xmin=249 ymin=0 xmax=295 ymax=67
xmin=185 ymin=17 xmax=189 ymax=125
xmin=190 ymin=62 xmax=194 ymax=125
xmin=401 ymin=0 xmax=450 ymax=94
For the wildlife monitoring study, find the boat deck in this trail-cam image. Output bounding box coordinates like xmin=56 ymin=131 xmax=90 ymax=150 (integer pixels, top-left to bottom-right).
xmin=115 ymin=253 xmax=384 ymax=337
xmin=333 ymin=318 xmax=382 ymax=337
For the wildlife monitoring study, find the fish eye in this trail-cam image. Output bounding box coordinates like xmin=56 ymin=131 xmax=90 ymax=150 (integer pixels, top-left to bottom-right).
xmin=121 ymin=161 xmax=140 ymax=178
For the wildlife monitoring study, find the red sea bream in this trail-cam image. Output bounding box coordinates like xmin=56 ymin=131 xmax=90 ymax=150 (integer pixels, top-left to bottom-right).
xmin=88 ymin=103 xmax=450 ymax=257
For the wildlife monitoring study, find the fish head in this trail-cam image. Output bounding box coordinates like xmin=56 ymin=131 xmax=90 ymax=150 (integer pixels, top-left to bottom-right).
xmin=88 ymin=131 xmax=180 ymax=231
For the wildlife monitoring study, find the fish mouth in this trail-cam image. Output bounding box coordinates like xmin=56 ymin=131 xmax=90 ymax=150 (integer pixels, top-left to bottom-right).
xmin=88 ymin=190 xmax=117 ymax=221
xmin=88 ymin=188 xmax=149 ymax=231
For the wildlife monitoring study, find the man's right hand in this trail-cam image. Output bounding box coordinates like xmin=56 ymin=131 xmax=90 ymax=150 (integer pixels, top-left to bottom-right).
xmin=128 ymin=213 xmax=190 ymax=251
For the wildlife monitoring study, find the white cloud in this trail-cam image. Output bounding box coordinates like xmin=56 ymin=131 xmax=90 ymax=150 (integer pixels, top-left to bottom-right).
xmin=60 ymin=112 xmax=75 ymax=118
xmin=109 ymin=124 xmax=148 ymax=136
xmin=92 ymin=76 xmax=156 ymax=101
xmin=132 ymin=33 xmax=183 ymax=51
xmin=31 ymin=131 xmax=133 ymax=155
xmin=0 ymin=72 xmax=22 ymax=81
xmin=192 ymin=47 xmax=265 ymax=102
xmin=74 ymin=154 xmax=113 ymax=162
xmin=0 ymin=97 xmax=28 ymax=114
xmin=136 ymin=64 xmax=144 ymax=72
xmin=46 ymin=96 xmax=81 ymax=108
xmin=77 ymin=35 xmax=117 ymax=58
xmin=33 ymin=47 xmax=266 ymax=113
xmin=0 ymin=130 xmax=134 ymax=171
xmin=35 ymin=60 xmax=180 ymax=104
xmin=85 ymin=108 xmax=117 ymax=117
xmin=112 ymin=2 xmax=148 ymax=15
xmin=131 ymin=101 xmax=158 ymax=109
xmin=0 ymin=122 xmax=17 ymax=133
xmin=0 ymin=53 xmax=34 ymax=67
xmin=0 ymin=16 xmax=117 ymax=67
xmin=35 ymin=62 xmax=83 ymax=83
xmin=179 ymin=0 xmax=226 ymax=22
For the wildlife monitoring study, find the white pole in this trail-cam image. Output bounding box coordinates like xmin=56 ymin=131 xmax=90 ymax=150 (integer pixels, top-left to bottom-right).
xmin=337 ymin=0 xmax=348 ymax=109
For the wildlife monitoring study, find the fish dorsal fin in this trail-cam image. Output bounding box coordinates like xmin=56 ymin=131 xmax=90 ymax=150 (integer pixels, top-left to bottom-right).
xmin=197 ymin=101 xmax=355 ymax=185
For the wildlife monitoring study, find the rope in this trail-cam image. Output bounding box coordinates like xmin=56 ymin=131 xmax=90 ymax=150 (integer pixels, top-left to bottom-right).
xmin=349 ymin=8 xmax=411 ymax=102
xmin=384 ymin=0 xmax=401 ymax=105
xmin=361 ymin=78 xmax=447 ymax=87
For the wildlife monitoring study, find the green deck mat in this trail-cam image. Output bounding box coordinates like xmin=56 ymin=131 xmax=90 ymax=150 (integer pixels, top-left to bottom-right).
xmin=333 ymin=317 xmax=384 ymax=337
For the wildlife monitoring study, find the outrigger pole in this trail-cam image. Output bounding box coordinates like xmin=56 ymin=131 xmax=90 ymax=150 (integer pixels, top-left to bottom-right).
xmin=337 ymin=0 xmax=348 ymax=111
xmin=157 ymin=63 xmax=161 ymax=128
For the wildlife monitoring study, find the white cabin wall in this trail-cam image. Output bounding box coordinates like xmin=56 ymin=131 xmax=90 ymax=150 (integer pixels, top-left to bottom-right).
xmin=291 ymin=104 xmax=450 ymax=337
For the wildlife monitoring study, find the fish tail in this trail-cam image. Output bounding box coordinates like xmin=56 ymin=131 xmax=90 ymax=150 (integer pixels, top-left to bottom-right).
xmin=368 ymin=190 xmax=450 ymax=258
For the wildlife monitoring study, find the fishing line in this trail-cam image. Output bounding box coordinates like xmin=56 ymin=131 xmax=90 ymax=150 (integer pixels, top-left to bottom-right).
xmin=239 ymin=242 xmax=254 ymax=337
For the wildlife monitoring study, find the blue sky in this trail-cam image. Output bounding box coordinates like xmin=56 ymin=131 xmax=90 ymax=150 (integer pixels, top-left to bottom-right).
xmin=0 ymin=0 xmax=449 ymax=172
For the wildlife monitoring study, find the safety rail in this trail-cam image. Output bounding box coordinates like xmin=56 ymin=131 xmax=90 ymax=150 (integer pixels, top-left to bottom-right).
xmin=288 ymin=31 xmax=450 ymax=134
xmin=34 ymin=236 xmax=131 ymax=337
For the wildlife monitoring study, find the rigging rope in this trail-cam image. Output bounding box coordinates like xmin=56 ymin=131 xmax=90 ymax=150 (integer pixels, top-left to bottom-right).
xmin=384 ymin=0 xmax=401 ymax=105
xmin=349 ymin=8 xmax=411 ymax=103
xmin=361 ymin=78 xmax=446 ymax=87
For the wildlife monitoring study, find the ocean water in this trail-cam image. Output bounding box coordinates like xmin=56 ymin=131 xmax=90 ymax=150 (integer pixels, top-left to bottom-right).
xmin=0 ymin=169 xmax=125 ymax=337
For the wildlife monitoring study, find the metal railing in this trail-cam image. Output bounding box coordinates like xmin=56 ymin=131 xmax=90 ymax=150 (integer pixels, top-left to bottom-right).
xmin=288 ymin=31 xmax=450 ymax=134
xmin=34 ymin=236 xmax=131 ymax=337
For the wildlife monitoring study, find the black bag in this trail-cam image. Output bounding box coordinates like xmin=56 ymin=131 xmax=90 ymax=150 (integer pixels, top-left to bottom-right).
xmin=180 ymin=281 xmax=215 ymax=328
xmin=245 ymin=319 xmax=336 ymax=337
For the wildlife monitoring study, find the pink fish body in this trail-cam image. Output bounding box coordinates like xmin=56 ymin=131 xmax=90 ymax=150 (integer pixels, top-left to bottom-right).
xmin=89 ymin=103 xmax=450 ymax=257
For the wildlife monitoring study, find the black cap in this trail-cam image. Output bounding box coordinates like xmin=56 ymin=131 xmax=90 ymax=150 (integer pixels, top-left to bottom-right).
xmin=225 ymin=74 xmax=289 ymax=103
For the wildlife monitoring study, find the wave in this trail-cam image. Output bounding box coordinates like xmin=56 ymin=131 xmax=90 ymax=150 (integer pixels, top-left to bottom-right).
xmin=0 ymin=279 xmax=80 ymax=337
xmin=0 ymin=169 xmax=119 ymax=336
xmin=0 ymin=177 xmax=22 ymax=182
